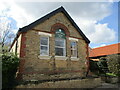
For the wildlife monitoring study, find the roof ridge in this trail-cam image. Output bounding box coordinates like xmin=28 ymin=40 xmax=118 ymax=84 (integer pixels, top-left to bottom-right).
xmin=91 ymin=43 xmax=120 ymax=50
xmin=18 ymin=6 xmax=90 ymax=43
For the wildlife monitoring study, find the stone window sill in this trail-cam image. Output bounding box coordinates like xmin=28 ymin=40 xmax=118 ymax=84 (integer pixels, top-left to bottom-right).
xmin=38 ymin=55 xmax=51 ymax=59
xmin=38 ymin=55 xmax=68 ymax=60
xmin=71 ymin=57 xmax=79 ymax=61
xmin=55 ymin=56 xmax=68 ymax=60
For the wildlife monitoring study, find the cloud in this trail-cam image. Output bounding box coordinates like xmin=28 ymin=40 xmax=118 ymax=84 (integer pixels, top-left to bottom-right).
xmin=15 ymin=2 xmax=112 ymax=21
xmin=15 ymin=2 xmax=116 ymax=44
xmin=92 ymin=23 xmax=116 ymax=43
xmin=76 ymin=19 xmax=116 ymax=43
xmin=0 ymin=1 xmax=116 ymax=46
xmin=100 ymin=44 xmax=106 ymax=47
xmin=0 ymin=1 xmax=35 ymax=28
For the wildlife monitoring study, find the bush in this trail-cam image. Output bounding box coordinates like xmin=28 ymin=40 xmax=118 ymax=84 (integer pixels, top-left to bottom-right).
xmin=98 ymin=57 xmax=109 ymax=74
xmin=89 ymin=60 xmax=99 ymax=72
xmin=89 ymin=57 xmax=109 ymax=75
xmin=106 ymin=54 xmax=120 ymax=76
xmin=2 ymin=52 xmax=19 ymax=88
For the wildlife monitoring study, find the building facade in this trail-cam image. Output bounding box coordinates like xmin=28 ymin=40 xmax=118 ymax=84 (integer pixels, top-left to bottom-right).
xmin=10 ymin=7 xmax=90 ymax=81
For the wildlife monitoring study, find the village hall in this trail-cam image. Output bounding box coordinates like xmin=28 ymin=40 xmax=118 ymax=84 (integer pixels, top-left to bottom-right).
xmin=10 ymin=6 xmax=90 ymax=81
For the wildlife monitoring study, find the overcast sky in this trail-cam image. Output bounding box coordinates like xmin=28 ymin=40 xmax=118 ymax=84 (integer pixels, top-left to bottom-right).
xmin=0 ymin=1 xmax=118 ymax=48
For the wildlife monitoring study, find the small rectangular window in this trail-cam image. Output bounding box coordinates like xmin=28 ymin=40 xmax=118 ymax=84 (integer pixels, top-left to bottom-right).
xmin=40 ymin=37 xmax=49 ymax=56
xmin=71 ymin=41 xmax=77 ymax=57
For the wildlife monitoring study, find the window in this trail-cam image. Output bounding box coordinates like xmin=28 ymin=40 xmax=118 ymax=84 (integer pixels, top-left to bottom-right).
xmin=71 ymin=41 xmax=77 ymax=57
xmin=55 ymin=29 xmax=66 ymax=56
xmin=55 ymin=38 xmax=66 ymax=56
xmin=40 ymin=37 xmax=49 ymax=56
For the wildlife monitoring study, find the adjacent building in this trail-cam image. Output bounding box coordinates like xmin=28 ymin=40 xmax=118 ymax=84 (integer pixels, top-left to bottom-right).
xmin=89 ymin=43 xmax=120 ymax=61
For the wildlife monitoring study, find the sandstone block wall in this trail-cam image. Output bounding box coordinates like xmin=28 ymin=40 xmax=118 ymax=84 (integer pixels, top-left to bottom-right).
xmin=20 ymin=12 xmax=88 ymax=81
xmin=16 ymin=78 xmax=102 ymax=88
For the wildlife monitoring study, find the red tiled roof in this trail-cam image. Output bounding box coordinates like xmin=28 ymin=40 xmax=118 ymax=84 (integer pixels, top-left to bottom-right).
xmin=89 ymin=43 xmax=120 ymax=57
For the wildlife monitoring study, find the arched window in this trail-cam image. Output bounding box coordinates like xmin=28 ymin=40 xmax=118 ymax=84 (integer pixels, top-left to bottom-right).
xmin=55 ymin=28 xmax=66 ymax=56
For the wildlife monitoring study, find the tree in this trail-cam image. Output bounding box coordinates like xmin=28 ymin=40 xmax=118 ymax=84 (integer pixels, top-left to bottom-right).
xmin=98 ymin=57 xmax=109 ymax=74
xmin=0 ymin=16 xmax=15 ymax=53
xmin=106 ymin=54 xmax=120 ymax=76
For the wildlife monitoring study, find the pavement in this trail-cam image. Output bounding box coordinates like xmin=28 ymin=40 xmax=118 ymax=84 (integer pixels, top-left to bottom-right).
xmin=0 ymin=74 xmax=2 ymax=90
xmin=94 ymin=83 xmax=120 ymax=89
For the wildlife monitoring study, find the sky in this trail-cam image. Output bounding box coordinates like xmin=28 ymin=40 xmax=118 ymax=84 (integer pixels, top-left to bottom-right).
xmin=0 ymin=0 xmax=119 ymax=48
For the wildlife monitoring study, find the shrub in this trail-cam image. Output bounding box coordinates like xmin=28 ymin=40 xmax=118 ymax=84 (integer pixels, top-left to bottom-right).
xmin=98 ymin=57 xmax=109 ymax=74
xmin=2 ymin=52 xmax=19 ymax=88
xmin=89 ymin=60 xmax=102 ymax=75
xmin=89 ymin=60 xmax=99 ymax=72
xmin=89 ymin=57 xmax=109 ymax=75
xmin=106 ymin=54 xmax=120 ymax=76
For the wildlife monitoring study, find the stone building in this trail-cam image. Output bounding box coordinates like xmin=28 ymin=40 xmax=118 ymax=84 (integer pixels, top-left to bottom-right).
xmin=10 ymin=6 xmax=90 ymax=81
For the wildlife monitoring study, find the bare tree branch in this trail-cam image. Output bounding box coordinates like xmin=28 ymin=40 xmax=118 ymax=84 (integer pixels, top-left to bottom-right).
xmin=0 ymin=16 xmax=15 ymax=53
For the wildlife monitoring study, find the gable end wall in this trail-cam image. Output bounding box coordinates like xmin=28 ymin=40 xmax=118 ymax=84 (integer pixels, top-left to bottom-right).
xmin=17 ymin=12 xmax=89 ymax=81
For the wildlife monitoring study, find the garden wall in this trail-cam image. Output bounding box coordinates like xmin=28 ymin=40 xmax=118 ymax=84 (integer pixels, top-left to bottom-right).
xmin=16 ymin=77 xmax=102 ymax=88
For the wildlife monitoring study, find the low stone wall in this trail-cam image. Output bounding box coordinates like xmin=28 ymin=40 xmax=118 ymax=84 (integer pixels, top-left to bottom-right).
xmin=22 ymin=71 xmax=86 ymax=81
xmin=16 ymin=77 xmax=102 ymax=88
xmin=101 ymin=76 xmax=119 ymax=84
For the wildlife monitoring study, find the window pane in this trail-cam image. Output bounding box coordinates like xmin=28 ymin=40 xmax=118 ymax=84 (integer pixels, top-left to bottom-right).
xmin=71 ymin=50 xmax=77 ymax=57
xmin=40 ymin=46 xmax=48 ymax=55
xmin=41 ymin=37 xmax=48 ymax=40
xmin=41 ymin=46 xmax=48 ymax=51
xmin=40 ymin=50 xmax=48 ymax=55
xmin=71 ymin=42 xmax=76 ymax=49
xmin=55 ymin=48 xmax=64 ymax=56
xmin=40 ymin=37 xmax=48 ymax=45
xmin=55 ymin=39 xmax=64 ymax=47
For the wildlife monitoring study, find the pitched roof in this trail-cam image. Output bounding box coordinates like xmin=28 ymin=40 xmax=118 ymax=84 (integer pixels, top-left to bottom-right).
xmin=18 ymin=6 xmax=90 ymax=43
xmin=89 ymin=43 xmax=120 ymax=58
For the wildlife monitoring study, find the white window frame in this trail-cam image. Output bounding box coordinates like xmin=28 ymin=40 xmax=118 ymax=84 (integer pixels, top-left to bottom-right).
xmin=71 ymin=41 xmax=77 ymax=58
xmin=40 ymin=36 xmax=49 ymax=56
xmin=55 ymin=38 xmax=66 ymax=57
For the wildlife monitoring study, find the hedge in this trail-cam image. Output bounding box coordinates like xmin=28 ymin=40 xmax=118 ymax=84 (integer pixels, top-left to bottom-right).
xmin=106 ymin=54 xmax=120 ymax=76
xmin=2 ymin=52 xmax=19 ymax=88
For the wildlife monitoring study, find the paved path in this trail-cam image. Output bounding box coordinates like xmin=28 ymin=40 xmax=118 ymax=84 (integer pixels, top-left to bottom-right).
xmin=0 ymin=74 xmax=2 ymax=90
xmin=94 ymin=83 xmax=120 ymax=89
